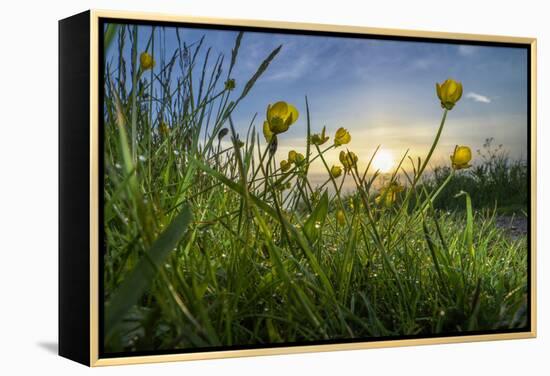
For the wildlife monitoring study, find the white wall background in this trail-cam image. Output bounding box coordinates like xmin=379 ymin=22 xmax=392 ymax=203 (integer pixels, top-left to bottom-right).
xmin=0 ymin=0 xmax=546 ymax=374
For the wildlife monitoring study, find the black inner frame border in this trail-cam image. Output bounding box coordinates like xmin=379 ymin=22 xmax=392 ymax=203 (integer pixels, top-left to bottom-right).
xmin=97 ymin=16 xmax=533 ymax=359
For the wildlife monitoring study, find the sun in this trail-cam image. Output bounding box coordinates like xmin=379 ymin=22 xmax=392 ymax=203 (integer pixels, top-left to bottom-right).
xmin=372 ymin=149 xmax=395 ymax=173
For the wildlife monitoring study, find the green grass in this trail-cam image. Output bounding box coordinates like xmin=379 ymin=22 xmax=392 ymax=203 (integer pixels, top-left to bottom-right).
xmin=102 ymin=26 xmax=528 ymax=353
xmin=419 ymin=138 xmax=528 ymax=214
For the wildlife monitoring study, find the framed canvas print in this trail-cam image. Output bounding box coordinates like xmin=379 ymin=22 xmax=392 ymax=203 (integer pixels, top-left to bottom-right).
xmin=59 ymin=10 xmax=537 ymax=366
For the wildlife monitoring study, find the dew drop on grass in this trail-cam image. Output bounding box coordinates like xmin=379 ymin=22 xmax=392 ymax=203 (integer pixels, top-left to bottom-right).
xmin=115 ymin=163 xmax=122 ymax=169
xmin=314 ymin=221 xmax=321 ymax=229
xmin=173 ymin=150 xmax=180 ymax=156
xmin=138 ymin=155 xmax=147 ymax=162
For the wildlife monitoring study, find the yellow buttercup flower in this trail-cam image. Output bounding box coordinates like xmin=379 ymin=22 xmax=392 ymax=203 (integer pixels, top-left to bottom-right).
xmin=159 ymin=121 xmax=170 ymax=136
xmin=224 ymin=78 xmax=236 ymax=91
xmin=336 ymin=210 xmax=346 ymax=226
xmin=263 ymin=121 xmax=274 ymax=142
xmin=436 ymin=78 xmax=463 ymax=110
xmin=330 ymin=165 xmax=342 ymax=178
xmin=265 ymin=101 xmax=299 ymax=135
xmin=140 ymin=52 xmax=155 ymax=71
xmin=277 ymin=181 xmax=292 ymax=192
xmin=450 ymin=145 xmax=472 ymax=170
xmin=334 ymin=127 xmax=351 ymax=146
xmin=280 ymin=159 xmax=291 ymax=172
xmin=339 ymin=150 xmax=358 ymax=171
xmin=311 ymin=126 xmax=329 ymax=145
xmin=375 ymin=182 xmax=404 ymax=207
xmin=288 ymin=150 xmax=297 ymax=164
xmin=286 ymin=150 xmax=305 ymax=165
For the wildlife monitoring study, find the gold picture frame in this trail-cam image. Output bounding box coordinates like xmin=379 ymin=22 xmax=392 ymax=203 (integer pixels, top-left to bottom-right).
xmin=59 ymin=9 xmax=537 ymax=367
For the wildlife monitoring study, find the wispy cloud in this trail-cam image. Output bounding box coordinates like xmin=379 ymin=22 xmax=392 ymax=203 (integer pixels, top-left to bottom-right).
xmin=409 ymin=58 xmax=434 ymax=70
xmin=264 ymin=54 xmax=311 ymax=81
xmin=458 ymin=45 xmax=478 ymax=56
xmin=466 ymin=92 xmax=491 ymax=103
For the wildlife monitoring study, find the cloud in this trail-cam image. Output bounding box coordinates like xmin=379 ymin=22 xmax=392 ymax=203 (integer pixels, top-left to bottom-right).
xmin=264 ymin=54 xmax=311 ymax=81
xmin=458 ymin=45 xmax=478 ymax=56
xmin=466 ymin=92 xmax=491 ymax=103
xmin=409 ymin=58 xmax=434 ymax=70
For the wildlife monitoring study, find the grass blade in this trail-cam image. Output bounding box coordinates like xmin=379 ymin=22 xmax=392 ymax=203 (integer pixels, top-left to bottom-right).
xmin=105 ymin=205 xmax=194 ymax=338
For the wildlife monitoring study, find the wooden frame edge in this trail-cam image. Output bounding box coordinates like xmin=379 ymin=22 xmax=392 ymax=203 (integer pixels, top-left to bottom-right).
xmin=92 ymin=9 xmax=536 ymax=44
xmin=88 ymin=9 xmax=537 ymax=367
xmin=93 ymin=332 xmax=535 ymax=367
xmin=529 ymin=38 xmax=537 ymax=338
xmin=90 ymin=9 xmax=100 ymax=367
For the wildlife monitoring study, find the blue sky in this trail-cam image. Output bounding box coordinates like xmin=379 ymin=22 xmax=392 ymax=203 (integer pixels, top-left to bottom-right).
xmin=105 ymin=24 xmax=528 ymax=188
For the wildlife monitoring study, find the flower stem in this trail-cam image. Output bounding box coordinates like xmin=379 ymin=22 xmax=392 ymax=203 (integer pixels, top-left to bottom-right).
xmin=388 ymin=109 xmax=448 ymax=230
xmin=416 ymin=109 xmax=448 ymax=181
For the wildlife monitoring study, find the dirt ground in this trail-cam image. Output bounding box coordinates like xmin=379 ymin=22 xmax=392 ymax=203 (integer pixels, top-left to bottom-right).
xmin=495 ymin=216 xmax=528 ymax=240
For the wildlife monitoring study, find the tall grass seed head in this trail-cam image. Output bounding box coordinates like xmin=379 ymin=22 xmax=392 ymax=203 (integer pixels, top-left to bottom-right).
xmin=311 ymin=126 xmax=329 ymax=145
xmin=436 ymin=78 xmax=463 ymax=110
xmin=450 ymin=145 xmax=472 ymax=170
xmin=266 ymin=101 xmax=299 ymax=134
xmin=218 ymin=127 xmax=229 ymax=140
xmin=334 ymin=127 xmax=351 ymax=146
xmin=339 ymin=150 xmax=358 ymax=171
xmin=330 ymin=165 xmax=343 ymax=178
xmin=140 ymin=51 xmax=155 ymax=71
